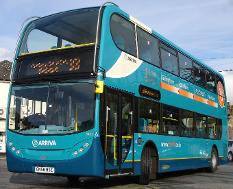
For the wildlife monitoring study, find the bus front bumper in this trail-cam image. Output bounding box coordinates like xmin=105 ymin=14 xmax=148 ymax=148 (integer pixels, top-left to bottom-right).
xmin=6 ymin=138 xmax=104 ymax=177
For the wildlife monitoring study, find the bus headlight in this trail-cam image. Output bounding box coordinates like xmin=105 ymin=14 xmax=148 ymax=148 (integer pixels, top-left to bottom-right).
xmin=8 ymin=142 xmax=13 ymax=147
xmin=71 ymin=140 xmax=91 ymax=158
xmin=79 ymin=148 xmax=84 ymax=153
xmin=83 ymin=143 xmax=89 ymax=148
xmin=8 ymin=141 xmax=23 ymax=157
xmin=72 ymin=151 xmax=78 ymax=156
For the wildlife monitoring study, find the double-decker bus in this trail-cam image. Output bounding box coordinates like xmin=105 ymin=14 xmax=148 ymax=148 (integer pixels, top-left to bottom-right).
xmin=7 ymin=3 xmax=228 ymax=185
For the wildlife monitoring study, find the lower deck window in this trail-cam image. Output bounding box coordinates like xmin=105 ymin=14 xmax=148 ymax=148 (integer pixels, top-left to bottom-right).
xmin=195 ymin=114 xmax=207 ymax=138
xmin=162 ymin=105 xmax=179 ymax=135
xmin=138 ymin=99 xmax=160 ymax=134
xmin=136 ymin=98 xmax=222 ymax=140
xmin=180 ymin=110 xmax=194 ymax=137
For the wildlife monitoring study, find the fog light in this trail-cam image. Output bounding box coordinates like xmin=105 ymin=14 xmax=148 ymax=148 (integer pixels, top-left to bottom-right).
xmin=16 ymin=150 xmax=21 ymax=155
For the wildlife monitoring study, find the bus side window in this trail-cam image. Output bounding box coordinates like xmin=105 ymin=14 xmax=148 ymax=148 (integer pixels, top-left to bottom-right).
xmin=160 ymin=43 xmax=179 ymax=76
xmin=162 ymin=104 xmax=179 ymax=136
xmin=137 ymin=27 xmax=160 ymax=67
xmin=179 ymin=53 xmax=193 ymax=82
xmin=180 ymin=109 xmax=194 ymax=137
xmin=138 ymin=118 xmax=148 ymax=132
xmin=216 ymin=119 xmax=222 ymax=140
xmin=195 ymin=114 xmax=207 ymax=138
xmin=138 ymin=99 xmax=160 ymax=134
xmin=193 ymin=62 xmax=206 ymax=88
xmin=110 ymin=14 xmax=137 ymax=57
xmin=207 ymin=117 xmax=217 ymax=139
xmin=206 ymin=71 xmax=216 ymax=93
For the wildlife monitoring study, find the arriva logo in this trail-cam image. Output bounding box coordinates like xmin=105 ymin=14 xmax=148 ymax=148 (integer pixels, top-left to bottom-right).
xmin=32 ymin=140 xmax=57 ymax=148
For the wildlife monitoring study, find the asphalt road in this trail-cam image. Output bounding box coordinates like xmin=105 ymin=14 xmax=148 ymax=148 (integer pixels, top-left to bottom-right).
xmin=1 ymin=155 xmax=233 ymax=189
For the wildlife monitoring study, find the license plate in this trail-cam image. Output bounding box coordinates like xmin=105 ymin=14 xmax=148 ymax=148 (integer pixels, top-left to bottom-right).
xmin=35 ymin=166 xmax=55 ymax=174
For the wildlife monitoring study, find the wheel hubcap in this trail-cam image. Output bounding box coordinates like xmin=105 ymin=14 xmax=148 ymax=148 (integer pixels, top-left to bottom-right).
xmin=212 ymin=154 xmax=217 ymax=168
xmin=228 ymin=153 xmax=232 ymax=161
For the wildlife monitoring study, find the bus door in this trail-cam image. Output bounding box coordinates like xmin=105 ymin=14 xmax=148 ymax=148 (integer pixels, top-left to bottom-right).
xmin=104 ymin=88 xmax=134 ymax=175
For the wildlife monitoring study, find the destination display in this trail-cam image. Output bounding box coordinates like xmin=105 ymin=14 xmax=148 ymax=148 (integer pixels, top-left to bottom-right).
xmin=139 ymin=85 xmax=161 ymax=100
xmin=16 ymin=47 xmax=94 ymax=79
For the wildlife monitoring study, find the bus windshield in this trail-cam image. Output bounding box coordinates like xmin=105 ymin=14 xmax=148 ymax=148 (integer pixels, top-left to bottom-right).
xmin=8 ymin=82 xmax=95 ymax=135
xmin=18 ymin=7 xmax=99 ymax=55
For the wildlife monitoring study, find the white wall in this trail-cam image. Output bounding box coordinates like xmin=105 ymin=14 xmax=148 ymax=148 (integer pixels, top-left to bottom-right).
xmin=221 ymin=71 xmax=233 ymax=105
xmin=0 ymin=82 xmax=10 ymax=132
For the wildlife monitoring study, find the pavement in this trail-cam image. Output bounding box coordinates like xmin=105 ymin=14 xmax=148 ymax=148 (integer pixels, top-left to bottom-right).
xmin=0 ymin=155 xmax=233 ymax=189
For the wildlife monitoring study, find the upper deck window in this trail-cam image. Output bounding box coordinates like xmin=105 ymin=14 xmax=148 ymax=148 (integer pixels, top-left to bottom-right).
xmin=179 ymin=53 xmax=193 ymax=82
xmin=19 ymin=7 xmax=99 ymax=55
xmin=193 ymin=62 xmax=206 ymax=87
xmin=110 ymin=14 xmax=137 ymax=57
xmin=160 ymin=43 xmax=179 ymax=75
xmin=137 ymin=27 xmax=160 ymax=67
xmin=206 ymin=71 xmax=216 ymax=93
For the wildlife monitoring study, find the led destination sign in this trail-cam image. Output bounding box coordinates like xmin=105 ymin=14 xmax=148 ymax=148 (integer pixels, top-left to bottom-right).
xmin=139 ymin=85 xmax=161 ymax=100
xmin=16 ymin=46 xmax=94 ymax=80
xmin=31 ymin=57 xmax=81 ymax=75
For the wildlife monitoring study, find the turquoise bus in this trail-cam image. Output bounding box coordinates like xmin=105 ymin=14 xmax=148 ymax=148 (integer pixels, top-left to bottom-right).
xmin=7 ymin=3 xmax=228 ymax=185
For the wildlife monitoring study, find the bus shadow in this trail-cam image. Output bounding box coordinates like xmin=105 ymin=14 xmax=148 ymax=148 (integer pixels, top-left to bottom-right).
xmin=9 ymin=166 xmax=231 ymax=189
xmin=9 ymin=174 xmax=137 ymax=188
xmin=158 ymin=168 xmax=206 ymax=179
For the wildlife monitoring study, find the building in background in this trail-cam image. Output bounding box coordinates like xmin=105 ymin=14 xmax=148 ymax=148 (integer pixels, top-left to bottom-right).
xmin=0 ymin=60 xmax=11 ymax=153
xmin=228 ymin=103 xmax=233 ymax=140
xmin=220 ymin=71 xmax=233 ymax=140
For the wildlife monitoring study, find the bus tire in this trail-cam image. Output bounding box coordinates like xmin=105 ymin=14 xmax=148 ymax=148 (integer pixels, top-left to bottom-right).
xmin=208 ymin=148 xmax=218 ymax=172
xmin=228 ymin=151 xmax=233 ymax=162
xmin=138 ymin=146 xmax=157 ymax=185
xmin=67 ymin=176 xmax=79 ymax=183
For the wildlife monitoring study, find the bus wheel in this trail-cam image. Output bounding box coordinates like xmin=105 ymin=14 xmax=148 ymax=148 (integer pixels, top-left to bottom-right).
xmin=138 ymin=147 xmax=157 ymax=185
xmin=208 ymin=148 xmax=218 ymax=172
xmin=67 ymin=176 xmax=79 ymax=183
xmin=228 ymin=152 xmax=233 ymax=162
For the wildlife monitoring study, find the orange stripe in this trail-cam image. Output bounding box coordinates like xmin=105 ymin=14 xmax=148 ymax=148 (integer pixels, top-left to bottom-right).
xmin=193 ymin=95 xmax=207 ymax=104
xmin=178 ymin=89 xmax=193 ymax=99
xmin=207 ymin=100 xmax=218 ymax=107
xmin=160 ymin=82 xmax=179 ymax=94
xmin=160 ymin=82 xmax=218 ymax=108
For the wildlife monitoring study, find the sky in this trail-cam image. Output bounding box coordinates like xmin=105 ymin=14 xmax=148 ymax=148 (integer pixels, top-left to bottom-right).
xmin=0 ymin=0 xmax=233 ymax=101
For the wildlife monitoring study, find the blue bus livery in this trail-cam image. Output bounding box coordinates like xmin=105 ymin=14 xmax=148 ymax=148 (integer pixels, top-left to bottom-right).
xmin=6 ymin=3 xmax=228 ymax=185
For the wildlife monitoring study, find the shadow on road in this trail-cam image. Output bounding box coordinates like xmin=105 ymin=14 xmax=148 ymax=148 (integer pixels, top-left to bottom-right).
xmin=8 ymin=167 xmax=217 ymax=189
xmin=9 ymin=174 xmax=138 ymax=188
